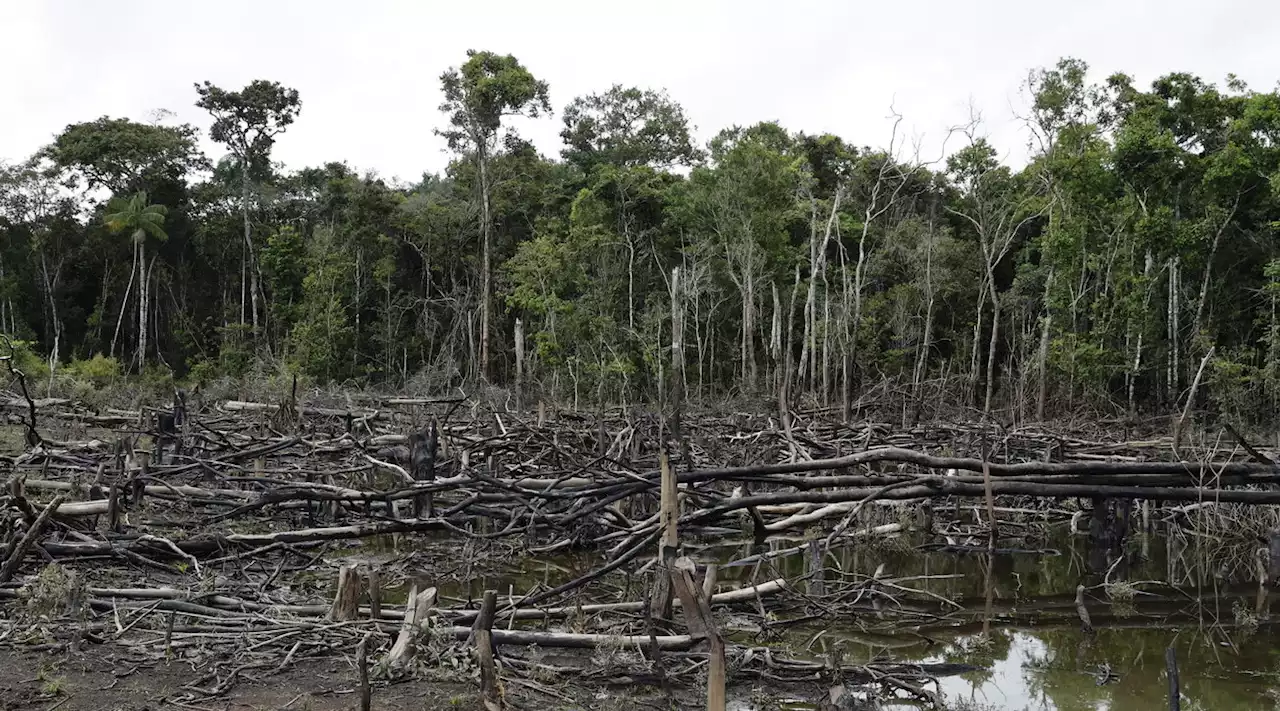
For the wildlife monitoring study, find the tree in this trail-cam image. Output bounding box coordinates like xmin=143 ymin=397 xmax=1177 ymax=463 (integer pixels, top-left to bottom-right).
xmin=561 ymin=85 xmax=701 ymax=171
xmin=678 ymin=123 xmax=803 ymax=393
xmin=0 ymin=159 xmax=78 ymax=367
xmin=946 ymin=134 xmax=1046 ymax=415
xmin=103 ymin=191 xmax=167 ymax=371
xmin=195 ymin=80 xmax=302 ymax=343
xmin=437 ymin=50 xmax=551 ymax=380
xmin=44 ymin=117 xmax=207 ymax=195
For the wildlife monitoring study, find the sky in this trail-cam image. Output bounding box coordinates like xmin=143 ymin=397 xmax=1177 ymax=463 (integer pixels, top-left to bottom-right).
xmin=4 ymin=0 xmax=1280 ymax=184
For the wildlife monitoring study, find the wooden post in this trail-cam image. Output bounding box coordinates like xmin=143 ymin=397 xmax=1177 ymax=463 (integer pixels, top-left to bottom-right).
xmin=475 ymin=589 xmax=501 ymax=709
xmin=328 ymin=564 xmax=361 ymax=621
xmin=130 ymin=450 xmax=149 ymax=506
xmin=669 ymin=557 xmax=726 ymax=711
xmin=806 ymin=539 xmax=825 ymax=597
xmin=411 ymin=422 xmax=438 ymax=519
xmin=357 ymin=631 xmax=373 ymax=711
xmin=107 ymin=484 xmax=121 ymax=533
xmin=660 ymin=451 xmax=678 ymax=553
xmin=649 ymin=451 xmax=678 ymax=622
xmin=368 ymin=568 xmax=381 ymax=620
xmin=1165 ymin=646 xmax=1180 ymax=711
xmin=175 ymin=388 xmax=188 ymax=459
xmin=1267 ymin=529 xmax=1280 ymax=585
xmin=981 ymin=436 xmax=998 ymax=543
xmin=164 ymin=610 xmax=175 ymax=657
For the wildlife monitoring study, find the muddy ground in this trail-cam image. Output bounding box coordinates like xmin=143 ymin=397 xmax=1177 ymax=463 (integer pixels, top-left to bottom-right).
xmin=0 ymin=647 xmax=490 ymax=711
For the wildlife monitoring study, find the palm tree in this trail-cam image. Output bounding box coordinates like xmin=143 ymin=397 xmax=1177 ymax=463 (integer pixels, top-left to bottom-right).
xmin=103 ymin=191 xmax=167 ymax=371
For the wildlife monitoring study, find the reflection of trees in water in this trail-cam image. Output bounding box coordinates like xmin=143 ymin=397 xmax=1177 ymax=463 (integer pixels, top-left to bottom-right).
xmin=706 ymin=529 xmax=1276 ymax=708
xmin=1018 ymin=626 xmax=1275 ymax=711
xmin=935 ymin=629 xmax=1013 ymax=688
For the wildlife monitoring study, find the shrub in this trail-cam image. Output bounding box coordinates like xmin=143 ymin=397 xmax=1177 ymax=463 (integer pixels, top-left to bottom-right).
xmin=61 ymin=354 xmax=122 ymax=384
xmin=3 ymin=339 xmax=50 ymax=380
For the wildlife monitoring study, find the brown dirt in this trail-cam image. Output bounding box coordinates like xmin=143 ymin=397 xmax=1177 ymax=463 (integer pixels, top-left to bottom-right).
xmin=0 ymin=646 xmax=486 ymax=711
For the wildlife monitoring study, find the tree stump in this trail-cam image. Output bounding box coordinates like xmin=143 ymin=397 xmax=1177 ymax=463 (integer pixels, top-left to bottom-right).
xmin=327 ymin=564 xmax=361 ymax=621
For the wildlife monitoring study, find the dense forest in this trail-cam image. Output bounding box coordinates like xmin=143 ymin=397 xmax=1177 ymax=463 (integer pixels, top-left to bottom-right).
xmin=2 ymin=52 xmax=1279 ymax=424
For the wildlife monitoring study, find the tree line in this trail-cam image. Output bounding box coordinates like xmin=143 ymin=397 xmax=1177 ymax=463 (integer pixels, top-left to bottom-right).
xmin=2 ymin=52 xmax=1279 ymax=424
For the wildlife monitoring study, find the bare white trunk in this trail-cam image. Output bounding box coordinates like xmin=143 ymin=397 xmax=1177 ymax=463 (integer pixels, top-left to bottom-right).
xmin=1035 ymin=267 xmax=1054 ymax=422
xmin=111 ymin=244 xmax=138 ymax=362
xmin=478 ymin=144 xmax=492 ymax=381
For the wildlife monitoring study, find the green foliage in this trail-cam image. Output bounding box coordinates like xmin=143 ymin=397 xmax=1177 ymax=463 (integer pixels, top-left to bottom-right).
xmin=561 ymin=85 xmax=702 ymax=170
xmin=61 ymin=354 xmax=122 ymax=384
xmin=287 ymin=227 xmax=360 ymax=382
xmin=44 ymin=116 xmax=206 ymax=193
xmin=437 ymin=50 xmax=551 ymax=151
xmin=261 ymin=225 xmax=307 ymax=330
xmin=195 ymin=80 xmax=301 ymax=178
xmin=1206 ymin=350 xmax=1262 ymax=423
xmin=8 ymin=53 xmax=1280 ymax=424
xmin=6 ymin=340 xmax=50 ymax=380
xmin=103 ymin=191 xmax=168 ymax=244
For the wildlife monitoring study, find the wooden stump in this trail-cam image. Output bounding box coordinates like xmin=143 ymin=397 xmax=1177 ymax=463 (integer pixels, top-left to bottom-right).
xmin=669 ymin=556 xmax=725 ymax=711
xmin=1267 ymin=529 xmax=1280 ymax=584
xmin=357 ymin=631 xmax=373 ymax=711
xmin=385 ymin=584 xmax=439 ymax=670
xmin=475 ymin=589 xmax=501 ymax=710
xmin=367 ymin=568 xmax=381 ymax=620
xmin=327 ymin=564 xmax=361 ymax=621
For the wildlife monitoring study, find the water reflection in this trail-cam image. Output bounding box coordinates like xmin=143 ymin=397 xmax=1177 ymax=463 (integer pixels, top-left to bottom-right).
xmin=706 ymin=528 xmax=1279 ymax=710
xmin=344 ymin=525 xmax=1280 ymax=709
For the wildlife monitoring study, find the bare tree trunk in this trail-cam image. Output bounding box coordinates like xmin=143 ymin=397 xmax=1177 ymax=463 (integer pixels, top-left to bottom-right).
xmin=1193 ymin=227 xmax=1225 ymax=342
xmin=821 ymin=292 xmax=831 ymax=405
xmin=780 ymin=266 xmax=802 ymax=427
xmin=670 ymin=267 xmax=685 ymax=442
xmin=1036 ymin=267 xmax=1054 ymax=422
xmin=801 ymin=192 xmax=841 ymax=399
xmin=627 ymin=235 xmax=636 ymax=333
xmin=241 ymin=174 xmax=259 ymax=339
xmin=911 ymin=227 xmax=936 ymax=425
xmin=137 ymin=239 xmax=149 ymax=372
xmin=111 ymin=243 xmax=138 ymax=363
xmin=851 ymin=201 xmax=872 ymax=392
xmin=985 ymin=292 xmax=1000 ymax=416
xmin=742 ymin=271 xmax=757 ymax=391
xmin=970 ymin=285 xmax=987 ymax=404
xmin=38 ymin=252 xmax=62 ymax=369
xmin=478 ymin=144 xmax=493 ymax=381
xmin=514 ymin=318 xmax=525 ymax=411
xmin=1129 ymin=252 xmax=1155 ymax=418
xmin=1170 ymin=256 xmax=1180 ymax=404
xmin=770 ymin=282 xmax=782 ymax=390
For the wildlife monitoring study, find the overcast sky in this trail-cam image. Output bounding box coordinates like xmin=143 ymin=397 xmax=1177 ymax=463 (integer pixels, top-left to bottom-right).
xmin=4 ymin=0 xmax=1279 ymax=183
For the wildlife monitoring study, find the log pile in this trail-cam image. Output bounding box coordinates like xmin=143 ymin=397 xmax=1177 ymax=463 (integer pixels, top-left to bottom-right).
xmin=0 ymin=390 xmax=1276 ymax=707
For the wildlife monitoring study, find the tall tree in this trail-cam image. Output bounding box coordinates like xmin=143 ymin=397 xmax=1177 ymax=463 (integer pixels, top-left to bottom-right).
xmin=561 ymin=85 xmax=701 ymax=172
xmin=103 ymin=191 xmax=167 ymax=370
xmin=195 ymin=80 xmax=301 ymax=343
xmin=437 ymin=50 xmax=550 ymax=380
xmin=44 ymin=117 xmax=207 ymax=195
xmin=946 ymin=135 xmax=1046 ymax=414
